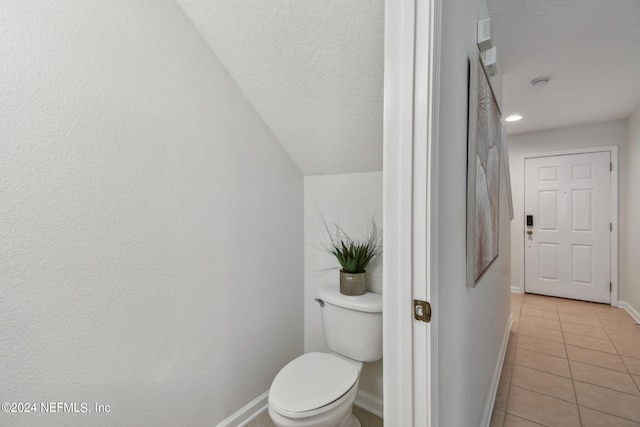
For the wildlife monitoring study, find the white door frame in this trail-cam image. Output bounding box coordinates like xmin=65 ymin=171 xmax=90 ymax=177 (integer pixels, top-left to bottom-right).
xmin=383 ymin=0 xmax=441 ymax=425
xmin=521 ymin=146 xmax=618 ymax=306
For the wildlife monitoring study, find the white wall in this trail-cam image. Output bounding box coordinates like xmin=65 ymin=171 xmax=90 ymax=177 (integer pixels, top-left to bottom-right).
xmin=0 ymin=1 xmax=303 ymax=426
xmin=507 ymin=120 xmax=628 ymax=294
xmin=436 ymin=0 xmax=512 ymax=424
xmin=623 ymin=107 xmax=640 ymax=313
xmin=303 ymin=172 xmax=383 ymax=408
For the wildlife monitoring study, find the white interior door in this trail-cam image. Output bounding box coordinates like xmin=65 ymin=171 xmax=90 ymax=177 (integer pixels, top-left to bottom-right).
xmin=524 ymin=152 xmax=611 ymax=304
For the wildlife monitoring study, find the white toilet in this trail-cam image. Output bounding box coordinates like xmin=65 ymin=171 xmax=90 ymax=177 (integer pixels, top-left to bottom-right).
xmin=268 ymin=284 xmax=382 ymax=427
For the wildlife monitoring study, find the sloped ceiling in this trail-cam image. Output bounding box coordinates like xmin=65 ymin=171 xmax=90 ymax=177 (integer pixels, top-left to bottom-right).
xmin=177 ymin=0 xmax=639 ymax=170
xmin=487 ymin=0 xmax=640 ymax=135
xmin=176 ymin=0 xmax=384 ymax=175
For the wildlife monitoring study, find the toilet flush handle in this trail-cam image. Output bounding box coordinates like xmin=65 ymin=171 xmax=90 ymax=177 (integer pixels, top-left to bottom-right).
xmin=314 ymin=298 xmax=325 ymax=307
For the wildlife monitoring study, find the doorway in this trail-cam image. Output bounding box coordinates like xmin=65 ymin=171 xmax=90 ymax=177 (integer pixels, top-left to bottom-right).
xmin=523 ymin=148 xmax=618 ymax=304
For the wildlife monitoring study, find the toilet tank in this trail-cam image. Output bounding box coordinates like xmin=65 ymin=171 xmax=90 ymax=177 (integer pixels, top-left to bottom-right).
xmin=318 ymin=284 xmax=382 ymax=362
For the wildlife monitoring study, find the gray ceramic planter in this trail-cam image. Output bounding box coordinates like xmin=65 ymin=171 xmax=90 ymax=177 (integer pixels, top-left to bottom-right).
xmin=339 ymin=270 xmax=367 ymax=296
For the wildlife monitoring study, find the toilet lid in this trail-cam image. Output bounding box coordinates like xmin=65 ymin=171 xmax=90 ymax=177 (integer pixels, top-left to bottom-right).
xmin=270 ymin=352 xmax=358 ymax=414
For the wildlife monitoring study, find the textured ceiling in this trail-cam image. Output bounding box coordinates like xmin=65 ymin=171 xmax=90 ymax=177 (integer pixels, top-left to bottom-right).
xmin=487 ymin=0 xmax=640 ymax=135
xmin=176 ymin=1 xmax=639 ymax=168
xmin=176 ymin=0 xmax=384 ymax=175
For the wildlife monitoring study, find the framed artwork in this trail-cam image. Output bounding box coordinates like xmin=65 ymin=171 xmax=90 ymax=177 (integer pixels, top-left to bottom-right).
xmin=466 ymin=53 xmax=502 ymax=287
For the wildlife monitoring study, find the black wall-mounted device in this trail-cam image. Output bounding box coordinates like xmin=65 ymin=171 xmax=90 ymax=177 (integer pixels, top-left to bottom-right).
xmin=526 ymin=215 xmax=534 ymax=227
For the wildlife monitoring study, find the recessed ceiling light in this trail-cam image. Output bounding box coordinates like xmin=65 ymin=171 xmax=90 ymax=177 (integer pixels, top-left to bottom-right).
xmin=530 ymin=77 xmax=550 ymax=88
xmin=505 ymin=115 xmax=522 ymax=122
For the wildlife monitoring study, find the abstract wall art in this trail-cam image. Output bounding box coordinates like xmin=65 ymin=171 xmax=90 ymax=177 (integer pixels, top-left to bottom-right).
xmin=466 ymin=53 xmax=502 ymax=287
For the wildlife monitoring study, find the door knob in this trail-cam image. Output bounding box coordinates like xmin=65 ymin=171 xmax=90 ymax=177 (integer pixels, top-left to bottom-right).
xmin=526 ymin=230 xmax=533 ymax=236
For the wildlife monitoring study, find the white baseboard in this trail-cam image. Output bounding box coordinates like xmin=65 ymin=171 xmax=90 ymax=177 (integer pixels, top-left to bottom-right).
xmin=354 ymin=389 xmax=383 ymax=418
xmin=216 ymin=390 xmax=269 ymax=427
xmin=481 ymin=314 xmax=513 ymax=427
xmin=511 ymin=286 xmax=523 ymax=294
xmin=617 ymin=300 xmax=640 ymax=324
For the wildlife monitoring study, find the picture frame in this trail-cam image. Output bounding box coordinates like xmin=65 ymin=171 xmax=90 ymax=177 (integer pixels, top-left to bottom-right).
xmin=466 ymin=52 xmax=502 ymax=287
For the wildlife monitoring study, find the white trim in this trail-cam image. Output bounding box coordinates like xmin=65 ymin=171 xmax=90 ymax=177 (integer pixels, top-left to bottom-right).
xmin=617 ymin=300 xmax=640 ymax=324
xmin=384 ymin=0 xmax=438 ymax=425
xmin=354 ymin=390 xmax=384 ymax=419
xmin=520 ymin=146 xmax=619 ymax=306
xmin=428 ymin=0 xmax=442 ymax=425
xmin=216 ymin=390 xmax=269 ymax=427
xmin=481 ymin=315 xmax=513 ymax=427
xmin=383 ymin=0 xmax=418 ymax=422
xmin=510 ymin=286 xmax=523 ymax=294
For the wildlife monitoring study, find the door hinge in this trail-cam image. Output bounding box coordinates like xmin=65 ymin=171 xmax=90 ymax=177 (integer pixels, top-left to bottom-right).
xmin=414 ymin=300 xmax=431 ymax=323
xmin=610 ymin=162 xmax=613 ymax=171
xmin=610 ymin=222 xmax=613 ymax=232
xmin=610 ymin=282 xmax=612 ymax=292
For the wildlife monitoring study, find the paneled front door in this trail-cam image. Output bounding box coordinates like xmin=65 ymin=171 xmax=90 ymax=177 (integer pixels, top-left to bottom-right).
xmin=524 ymin=152 xmax=611 ymax=303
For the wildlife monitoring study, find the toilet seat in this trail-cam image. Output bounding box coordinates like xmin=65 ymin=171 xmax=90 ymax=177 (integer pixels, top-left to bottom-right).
xmin=269 ymin=352 xmax=358 ymax=416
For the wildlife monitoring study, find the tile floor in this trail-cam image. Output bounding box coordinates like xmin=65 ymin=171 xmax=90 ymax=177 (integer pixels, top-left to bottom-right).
xmin=492 ymin=292 xmax=640 ymax=427
xmin=246 ymin=405 xmax=383 ymax=427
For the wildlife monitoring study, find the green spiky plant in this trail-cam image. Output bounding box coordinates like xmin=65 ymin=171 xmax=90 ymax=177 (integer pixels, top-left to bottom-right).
xmin=322 ymin=215 xmax=382 ymax=274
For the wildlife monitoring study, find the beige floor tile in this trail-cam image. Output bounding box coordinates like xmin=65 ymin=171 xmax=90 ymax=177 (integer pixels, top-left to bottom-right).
xmin=246 ymin=409 xmax=275 ymax=427
xmin=509 ymin=334 xmax=518 ymax=348
xmin=496 ymin=380 xmax=509 ymax=411
xmin=561 ymin=321 xmax=609 ymax=339
xmin=517 ymin=334 xmax=567 ymax=358
xmin=574 ymin=380 xmax=640 ymax=422
xmin=491 ymin=408 xmax=506 ymax=427
xmin=522 ymin=306 xmax=559 ymax=320
xmin=505 ymin=345 xmax=516 ymax=363
xmin=559 ymin=312 xmax=602 ymax=327
xmin=593 ymin=305 xmax=628 ymax=314
xmin=523 ymin=293 xmax=557 ymax=303
xmin=564 ymin=332 xmax=617 ymax=354
xmin=634 ymin=375 xmax=640 ymax=391
xmin=353 ymin=405 xmax=383 ymax=427
xmin=511 ymin=365 xmax=576 ymax=402
xmin=570 ymin=360 xmax=640 ymax=395
xmin=579 ymin=406 xmax=640 ymax=427
xmin=600 ymin=318 xmax=640 ymax=333
xmin=556 ymin=303 xmax=596 ymax=317
xmin=507 ymin=385 xmax=580 ymax=427
xmin=503 ymin=413 xmax=546 ymax=426
xmin=519 ymin=323 xmax=564 ymax=343
xmin=520 ymin=314 xmax=561 ymax=331
xmin=515 ymin=348 xmax=571 ymax=378
xmin=597 ymin=311 xmax=638 ymax=323
xmin=523 ymin=300 xmax=558 ymax=312
xmin=607 ymin=329 xmax=640 ymax=345
xmin=612 ymin=340 xmax=640 ymax=358
xmin=566 ymin=345 xmax=627 ymax=372
xmin=502 ymin=361 xmax=514 ymax=384
xmin=624 ymin=357 xmax=640 ymax=376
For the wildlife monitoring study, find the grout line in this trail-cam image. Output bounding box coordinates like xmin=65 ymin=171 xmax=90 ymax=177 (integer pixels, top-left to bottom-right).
xmin=507 ymin=385 xmax=575 ymax=426
xmin=573 ymin=378 xmax=640 ymax=399
xmin=503 ymin=412 xmax=548 ymax=427
xmin=520 ymin=294 xmax=640 ymax=426
xmin=568 ymin=353 xmax=583 ymax=426
xmin=511 ymin=360 xmax=572 ymax=379
xmin=576 ymin=404 xmax=640 ymax=425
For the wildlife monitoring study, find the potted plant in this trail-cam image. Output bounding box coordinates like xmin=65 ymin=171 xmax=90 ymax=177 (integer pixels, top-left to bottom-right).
xmin=322 ymin=216 xmax=382 ymax=296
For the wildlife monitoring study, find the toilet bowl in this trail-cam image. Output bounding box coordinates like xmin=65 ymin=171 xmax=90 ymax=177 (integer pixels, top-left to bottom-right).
xmin=268 ymin=352 xmax=362 ymax=427
xmin=267 ymin=285 xmax=382 ymax=427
